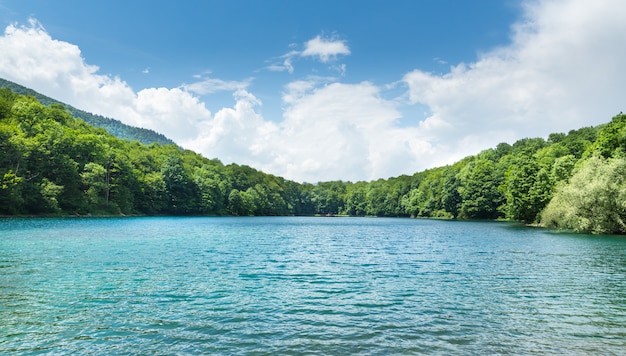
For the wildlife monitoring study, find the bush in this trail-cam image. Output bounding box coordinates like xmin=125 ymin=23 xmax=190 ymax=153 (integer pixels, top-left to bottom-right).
xmin=541 ymin=156 xmax=626 ymax=234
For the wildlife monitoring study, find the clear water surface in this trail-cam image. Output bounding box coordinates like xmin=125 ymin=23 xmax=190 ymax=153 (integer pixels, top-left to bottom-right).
xmin=1 ymin=217 xmax=625 ymax=354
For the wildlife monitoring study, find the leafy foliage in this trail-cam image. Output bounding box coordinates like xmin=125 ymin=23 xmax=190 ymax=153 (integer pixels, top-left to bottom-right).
xmin=0 ymin=90 xmax=304 ymax=216
xmin=2 ymin=84 xmax=625 ymax=234
xmin=542 ymin=156 xmax=626 ymax=234
xmin=0 ymin=78 xmax=174 ymax=145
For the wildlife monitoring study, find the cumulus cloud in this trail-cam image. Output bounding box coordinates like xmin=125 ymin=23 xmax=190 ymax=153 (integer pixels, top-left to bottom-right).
xmin=403 ymin=0 xmax=626 ymax=157
xmin=2 ymin=0 xmax=626 ymax=183
xmin=134 ymin=87 xmax=211 ymax=141
xmin=185 ymin=89 xmax=279 ymax=165
xmin=274 ymin=82 xmax=435 ymax=182
xmin=187 ymin=81 xmax=435 ymax=182
xmin=0 ymin=19 xmax=212 ymax=143
xmin=256 ymin=0 xmax=626 ymax=181
xmin=0 ymin=19 xmax=422 ymax=182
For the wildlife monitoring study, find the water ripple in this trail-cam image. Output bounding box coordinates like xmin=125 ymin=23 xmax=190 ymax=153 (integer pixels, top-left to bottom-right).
xmin=1 ymin=217 xmax=626 ymax=354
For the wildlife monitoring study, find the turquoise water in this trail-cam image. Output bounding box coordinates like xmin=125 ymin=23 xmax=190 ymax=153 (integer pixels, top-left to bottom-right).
xmin=1 ymin=217 xmax=625 ymax=354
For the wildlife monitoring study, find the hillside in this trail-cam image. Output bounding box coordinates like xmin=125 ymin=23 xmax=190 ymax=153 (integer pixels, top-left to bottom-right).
xmin=0 ymin=78 xmax=175 ymax=145
xmin=1 ymin=85 xmax=626 ymax=233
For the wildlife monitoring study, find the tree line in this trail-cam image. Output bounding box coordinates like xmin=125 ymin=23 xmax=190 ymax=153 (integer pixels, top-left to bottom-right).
xmin=0 ymin=78 xmax=174 ymax=145
xmin=1 ymin=87 xmax=625 ymax=233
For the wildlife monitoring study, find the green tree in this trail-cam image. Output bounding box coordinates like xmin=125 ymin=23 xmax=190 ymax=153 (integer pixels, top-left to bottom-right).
xmin=193 ymin=165 xmax=230 ymax=214
xmin=502 ymin=156 xmax=543 ymax=223
xmin=82 ymin=162 xmax=108 ymax=210
xmin=227 ymin=189 xmax=255 ymax=216
xmin=541 ymin=155 xmax=626 ymax=234
xmin=0 ymin=170 xmax=24 ymax=214
xmin=413 ymin=168 xmax=446 ymax=217
xmin=593 ymin=113 xmax=626 ymax=158
xmin=161 ymin=155 xmax=199 ymax=214
xmin=343 ymin=182 xmax=368 ymax=216
xmin=441 ymin=166 xmax=462 ymax=218
xmin=458 ymin=158 xmax=504 ymax=219
xmin=0 ymin=88 xmax=16 ymax=119
xmin=11 ymin=97 xmax=46 ymax=135
xmin=312 ymin=181 xmax=346 ymax=215
xmin=137 ymin=171 xmax=167 ymax=214
xmin=401 ymin=188 xmax=423 ymax=217
xmin=550 ymin=154 xmax=577 ymax=184
xmin=40 ymin=178 xmax=63 ymax=213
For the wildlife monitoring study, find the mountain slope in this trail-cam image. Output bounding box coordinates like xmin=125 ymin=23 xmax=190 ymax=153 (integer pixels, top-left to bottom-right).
xmin=0 ymin=78 xmax=175 ymax=145
xmin=2 ymin=80 xmax=625 ymax=233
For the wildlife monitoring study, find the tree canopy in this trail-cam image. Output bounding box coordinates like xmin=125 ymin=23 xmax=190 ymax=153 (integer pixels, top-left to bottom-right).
xmin=1 ymin=85 xmax=625 ymax=234
xmin=0 ymin=78 xmax=174 ymax=145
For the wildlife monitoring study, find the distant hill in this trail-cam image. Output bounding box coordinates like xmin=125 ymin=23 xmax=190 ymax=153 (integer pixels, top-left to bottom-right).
xmin=0 ymin=78 xmax=175 ymax=145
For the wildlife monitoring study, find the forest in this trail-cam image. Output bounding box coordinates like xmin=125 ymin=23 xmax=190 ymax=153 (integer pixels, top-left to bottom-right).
xmin=1 ymin=85 xmax=626 ymax=234
xmin=0 ymin=79 xmax=174 ymax=146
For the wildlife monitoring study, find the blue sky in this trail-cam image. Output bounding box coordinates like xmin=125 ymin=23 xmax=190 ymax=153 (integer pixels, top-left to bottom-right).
xmin=0 ymin=0 xmax=517 ymax=119
xmin=1 ymin=0 xmax=625 ymax=182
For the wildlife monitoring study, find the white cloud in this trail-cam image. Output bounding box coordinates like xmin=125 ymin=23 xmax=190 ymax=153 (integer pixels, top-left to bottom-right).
xmin=281 ymin=80 xmax=316 ymax=104
xmin=0 ymin=19 xmax=212 ymax=143
xmin=274 ymin=82 xmax=434 ymax=182
xmin=2 ymin=0 xmax=626 ymax=183
xmin=403 ymin=0 xmax=626 ymax=158
xmin=266 ymin=50 xmax=298 ymax=74
xmin=185 ymin=89 xmax=279 ymax=165
xmin=266 ymin=35 xmax=350 ymax=74
xmin=182 ymin=73 xmax=252 ymax=95
xmin=188 ymin=81 xmax=436 ymax=182
xmin=135 ymin=87 xmax=211 ymax=141
xmin=301 ymin=35 xmax=350 ymax=63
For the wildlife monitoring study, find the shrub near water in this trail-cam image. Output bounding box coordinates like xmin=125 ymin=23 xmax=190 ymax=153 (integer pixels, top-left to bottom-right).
xmin=541 ymin=156 xmax=626 ymax=234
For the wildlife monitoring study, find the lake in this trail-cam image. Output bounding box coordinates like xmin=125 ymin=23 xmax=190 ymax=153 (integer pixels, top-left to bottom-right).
xmin=1 ymin=216 xmax=625 ymax=354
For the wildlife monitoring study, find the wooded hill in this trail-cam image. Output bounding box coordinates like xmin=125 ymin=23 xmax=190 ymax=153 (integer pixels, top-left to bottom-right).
xmin=1 ymin=85 xmax=625 ymax=234
xmin=0 ymin=78 xmax=174 ymax=145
